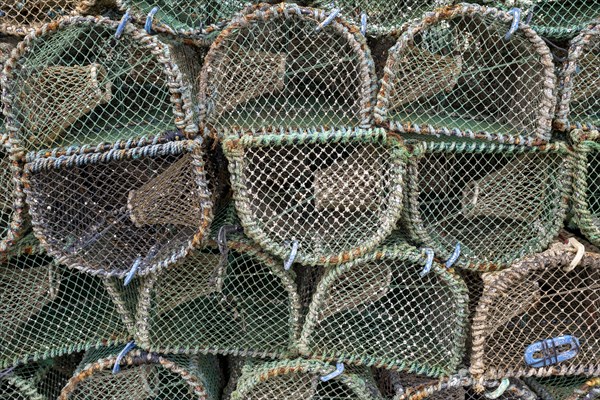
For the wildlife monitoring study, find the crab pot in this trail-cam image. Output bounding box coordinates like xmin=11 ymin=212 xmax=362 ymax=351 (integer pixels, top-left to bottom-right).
xmin=375 ymin=3 xmax=556 ymax=145
xmin=298 ymin=239 xmax=468 ymax=376
xmin=469 ymin=240 xmax=600 ymax=380
xmin=199 ymin=3 xmax=377 ymax=132
xmin=134 ymin=240 xmax=301 ymax=359
xmin=556 ymin=24 xmax=599 ymax=133
xmin=2 ymin=16 xmax=198 ymax=154
xmin=403 ymin=138 xmax=570 ymax=271
xmin=223 ymin=127 xmax=407 ymax=267
xmin=525 ymin=376 xmax=600 ymax=400
xmin=229 ymin=358 xmax=382 ymax=400
xmin=58 ymin=348 xmax=223 ymax=400
xmin=23 ymin=138 xmax=212 ymax=278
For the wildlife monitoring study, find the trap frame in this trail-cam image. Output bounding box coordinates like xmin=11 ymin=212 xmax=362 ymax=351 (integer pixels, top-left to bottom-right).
xmin=0 ymin=134 xmax=27 ymax=254
xmin=375 ymin=3 xmax=556 ymax=146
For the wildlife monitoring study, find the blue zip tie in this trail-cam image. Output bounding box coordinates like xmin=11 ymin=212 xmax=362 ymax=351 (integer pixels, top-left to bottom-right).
xmin=445 ymin=242 xmax=461 ymax=268
xmin=360 ymin=13 xmax=367 ymax=36
xmin=0 ymin=367 xmax=15 ymax=379
xmin=315 ymin=8 xmax=340 ymax=33
xmin=283 ymin=240 xmax=298 ymax=271
xmin=115 ymin=10 xmax=131 ymax=39
xmin=420 ymin=248 xmax=434 ymax=277
xmin=320 ymin=362 xmax=344 ymax=382
xmin=525 ymin=5 xmax=536 ymax=25
xmin=112 ymin=341 xmax=136 ymax=374
xmin=504 ymin=8 xmax=521 ymax=41
xmin=124 ymin=256 xmax=142 ymax=286
xmin=485 ymin=379 xmax=510 ymax=399
xmin=145 ymin=6 xmax=159 ymax=34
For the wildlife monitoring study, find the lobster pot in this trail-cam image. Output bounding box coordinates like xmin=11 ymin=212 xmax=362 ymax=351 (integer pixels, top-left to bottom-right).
xmin=229 ymin=358 xmax=382 ymax=400
xmin=23 ymin=139 xmax=212 ymax=278
xmin=2 ymin=16 xmax=197 ymax=154
xmin=134 ymin=241 xmax=302 ymax=358
xmin=298 ymin=240 xmax=469 ymax=376
xmin=223 ymin=128 xmax=407 ymax=267
xmin=59 ymin=348 xmax=223 ymax=400
xmin=199 ymin=3 xmax=377 ymax=132
xmin=556 ymin=24 xmax=599 ymax=132
xmin=375 ymin=3 xmax=556 ymax=145
xmin=526 ymin=376 xmax=600 ymax=400
xmin=403 ymin=139 xmax=570 ymax=271
xmin=469 ymin=240 xmax=600 ymax=380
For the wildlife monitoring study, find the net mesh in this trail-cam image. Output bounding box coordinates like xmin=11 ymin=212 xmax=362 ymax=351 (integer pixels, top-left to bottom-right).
xmin=199 ymin=3 xmax=377 ymax=133
xmin=59 ymin=347 xmax=223 ymax=400
xmin=469 ymin=240 xmax=600 ymax=380
xmin=376 ymin=3 xmax=556 ymax=146
xmin=223 ymin=127 xmax=407 ymax=267
xmin=403 ymin=138 xmax=570 ymax=271
xmin=2 ymin=16 xmax=197 ymax=154
xmin=23 ymin=138 xmax=213 ymax=278
xmin=525 ymin=375 xmax=600 ymax=400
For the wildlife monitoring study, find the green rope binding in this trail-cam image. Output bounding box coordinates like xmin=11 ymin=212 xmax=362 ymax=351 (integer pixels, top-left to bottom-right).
xmin=571 ymin=133 xmax=600 ymax=246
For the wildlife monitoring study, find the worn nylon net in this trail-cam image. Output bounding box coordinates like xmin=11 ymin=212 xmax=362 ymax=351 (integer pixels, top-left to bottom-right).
xmin=403 ymin=138 xmax=569 ymax=271
xmin=229 ymin=359 xmax=382 ymax=400
xmin=2 ymin=16 xmax=197 ymax=154
xmin=199 ymin=3 xmax=377 ymax=132
xmin=572 ymin=136 xmax=600 ymax=247
xmin=59 ymin=347 xmax=223 ymax=400
xmin=376 ymin=3 xmax=556 ymax=145
xmin=23 ymin=138 xmax=212 ymax=278
xmin=525 ymin=375 xmax=600 ymax=400
xmin=223 ymin=127 xmax=407 ymax=267
xmin=469 ymin=240 xmax=600 ymax=380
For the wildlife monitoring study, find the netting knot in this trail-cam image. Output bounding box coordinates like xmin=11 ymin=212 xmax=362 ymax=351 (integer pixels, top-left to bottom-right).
xmin=283 ymin=240 xmax=298 ymax=271
xmin=504 ymin=8 xmax=521 ymax=41
xmin=420 ymin=248 xmax=434 ymax=277
xmin=115 ymin=10 xmax=132 ymax=39
xmin=145 ymin=6 xmax=160 ymax=34
xmin=445 ymin=242 xmax=461 ymax=269
xmin=320 ymin=362 xmax=344 ymax=382
xmin=112 ymin=341 xmax=136 ymax=374
xmin=484 ymin=378 xmax=510 ymax=399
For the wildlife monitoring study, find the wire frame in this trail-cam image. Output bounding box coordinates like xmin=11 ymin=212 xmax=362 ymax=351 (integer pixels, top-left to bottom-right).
xmin=571 ymin=133 xmax=600 ymax=247
xmin=469 ymin=240 xmax=600 ymax=380
xmin=59 ymin=348 xmax=223 ymax=400
xmin=555 ymin=24 xmax=599 ymax=133
xmin=199 ymin=3 xmax=377 ymax=133
xmin=23 ymin=138 xmax=213 ymax=278
xmin=376 ymin=3 xmax=556 ymax=146
xmin=403 ymin=138 xmax=570 ymax=271
xmin=229 ymin=358 xmax=384 ymax=400
xmin=525 ymin=375 xmax=600 ymax=400
xmin=299 ymin=239 xmax=469 ymax=377
xmin=132 ymin=239 xmax=302 ymax=359
xmin=224 ymin=127 xmax=407 ymax=267
xmin=2 ymin=16 xmax=198 ymax=154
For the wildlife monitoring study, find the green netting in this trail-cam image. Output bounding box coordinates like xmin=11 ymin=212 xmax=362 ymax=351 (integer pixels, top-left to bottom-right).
xmin=469 ymin=240 xmax=600 ymax=380
xmin=2 ymin=16 xmax=198 ymax=154
xmin=59 ymin=347 xmax=223 ymax=400
xmin=375 ymin=3 xmax=556 ymax=146
xmin=311 ymin=0 xmax=452 ymax=37
xmin=223 ymin=127 xmax=407 ymax=267
xmin=556 ymin=24 xmax=599 ymax=132
xmin=298 ymin=237 xmax=469 ymax=377
xmin=229 ymin=358 xmax=384 ymax=400
xmin=23 ymin=138 xmax=213 ymax=278
xmin=572 ymin=135 xmax=600 ymax=247
xmin=198 ymin=3 xmax=377 ymax=133
xmin=403 ymin=138 xmax=570 ymax=271
xmin=525 ymin=375 xmax=600 ymax=400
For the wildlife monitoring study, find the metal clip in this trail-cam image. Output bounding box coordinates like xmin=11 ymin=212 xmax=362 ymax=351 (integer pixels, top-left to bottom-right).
xmin=284 ymin=240 xmax=298 ymax=271
xmin=504 ymin=8 xmax=521 ymax=41
xmin=485 ymin=378 xmax=510 ymax=399
xmin=115 ymin=10 xmax=132 ymax=39
xmin=420 ymin=248 xmax=434 ymax=277
xmin=145 ymin=6 xmax=159 ymax=34
xmin=112 ymin=341 xmax=136 ymax=374
xmin=360 ymin=13 xmax=367 ymax=36
xmin=320 ymin=362 xmax=344 ymax=382
xmin=445 ymin=242 xmax=461 ymax=269
xmin=524 ymin=335 xmax=580 ymax=368
xmin=315 ymin=8 xmax=340 ymax=33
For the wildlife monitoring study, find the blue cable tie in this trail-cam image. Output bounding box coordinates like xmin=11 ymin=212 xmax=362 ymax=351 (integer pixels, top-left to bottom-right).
xmin=360 ymin=13 xmax=367 ymax=36
xmin=315 ymin=8 xmax=340 ymax=33
xmin=504 ymin=8 xmax=521 ymax=41
xmin=124 ymin=256 xmax=142 ymax=286
xmin=320 ymin=362 xmax=344 ymax=382
xmin=145 ymin=6 xmax=159 ymax=34
xmin=115 ymin=10 xmax=131 ymax=39
xmin=420 ymin=248 xmax=434 ymax=277
xmin=445 ymin=242 xmax=461 ymax=269
xmin=112 ymin=341 xmax=136 ymax=374
xmin=283 ymin=240 xmax=298 ymax=271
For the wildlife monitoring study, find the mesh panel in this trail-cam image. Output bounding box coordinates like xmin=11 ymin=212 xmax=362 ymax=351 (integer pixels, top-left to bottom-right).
xmin=403 ymin=138 xmax=570 ymax=271
xmin=572 ymin=138 xmax=600 ymax=247
xmin=2 ymin=16 xmax=197 ymax=154
xmin=298 ymin=239 xmax=468 ymax=377
xmin=556 ymin=24 xmax=599 ymax=132
xmin=134 ymin=240 xmax=301 ymax=359
xmin=376 ymin=4 xmax=556 ymax=145
xmin=59 ymin=348 xmax=223 ymax=400
xmin=223 ymin=128 xmax=407 ymax=267
xmin=199 ymin=3 xmax=377 ymax=132
xmin=23 ymin=138 xmax=213 ymax=278
xmin=229 ymin=358 xmax=383 ymax=400
xmin=469 ymin=240 xmax=600 ymax=380
xmin=525 ymin=375 xmax=600 ymax=400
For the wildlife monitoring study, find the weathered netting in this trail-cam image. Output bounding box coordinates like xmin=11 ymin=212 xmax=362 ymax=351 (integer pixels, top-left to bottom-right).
xmin=229 ymin=358 xmax=383 ymax=400
xmin=199 ymin=3 xmax=377 ymax=133
xmin=59 ymin=347 xmax=223 ymax=400
xmin=376 ymin=3 xmax=556 ymax=146
xmin=311 ymin=0 xmax=452 ymax=37
xmin=23 ymin=138 xmax=212 ymax=278
xmin=298 ymin=238 xmax=469 ymax=376
xmin=131 ymin=239 xmax=302 ymax=359
xmin=2 ymin=16 xmax=197 ymax=154
xmin=403 ymin=138 xmax=570 ymax=271
xmin=556 ymin=24 xmax=599 ymax=133
xmin=525 ymin=375 xmax=600 ymax=400
xmin=469 ymin=240 xmax=600 ymax=380
xmin=223 ymin=127 xmax=407 ymax=267
xmin=0 ymin=134 xmax=27 ymax=253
